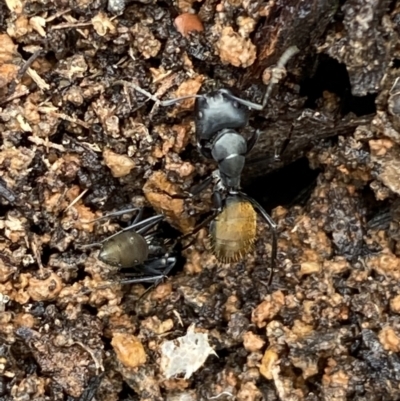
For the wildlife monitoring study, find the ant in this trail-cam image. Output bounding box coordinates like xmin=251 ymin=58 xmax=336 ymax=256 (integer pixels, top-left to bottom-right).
xmin=81 ymin=208 xmax=178 ymax=287
xmin=115 ymin=46 xmax=299 ymax=284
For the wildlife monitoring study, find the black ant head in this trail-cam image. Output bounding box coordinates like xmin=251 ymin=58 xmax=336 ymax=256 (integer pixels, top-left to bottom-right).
xmin=194 ymin=89 xmax=250 ymax=142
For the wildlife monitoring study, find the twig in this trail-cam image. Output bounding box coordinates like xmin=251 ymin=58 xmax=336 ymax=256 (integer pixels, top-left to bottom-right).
xmin=0 ymin=89 xmax=30 ymax=104
xmin=64 ymin=188 xmax=89 ymax=212
xmin=45 ymin=8 xmax=72 ymax=23
xmin=51 ymin=22 xmax=92 ymax=30
xmin=9 ymin=50 xmax=42 ymax=94
xmin=74 ymin=341 xmax=104 ymax=373
xmin=208 ymin=392 xmax=235 ymax=400
xmin=0 ymin=50 xmax=42 ymax=104
xmin=30 ymin=235 xmax=44 ymax=275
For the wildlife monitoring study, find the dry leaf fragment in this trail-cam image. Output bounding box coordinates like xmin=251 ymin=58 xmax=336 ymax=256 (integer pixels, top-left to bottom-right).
xmin=160 ymin=325 xmax=216 ymax=379
xmin=29 ymin=17 xmax=46 ymax=37
xmin=92 ymin=12 xmax=116 ymax=36
xmin=5 ymin=0 xmax=23 ymax=14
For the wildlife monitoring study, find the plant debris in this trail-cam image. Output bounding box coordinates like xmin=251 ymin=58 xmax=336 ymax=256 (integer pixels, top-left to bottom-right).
xmin=160 ymin=325 xmax=216 ymax=380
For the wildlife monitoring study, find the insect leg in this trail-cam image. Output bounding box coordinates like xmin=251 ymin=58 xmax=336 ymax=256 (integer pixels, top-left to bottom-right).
xmin=178 ymin=190 xmax=223 ymax=245
xmin=119 ymin=257 xmax=176 ymax=299
xmin=99 ymin=214 xmax=164 ymax=244
xmin=274 ymin=122 xmax=295 ymax=162
xmin=178 ymin=210 xmax=219 ymax=245
xmin=78 ymin=208 xmax=144 ymax=249
xmin=141 ymin=256 xmax=176 ymax=276
xmin=188 ymin=175 xmax=215 ymax=196
xmin=131 ymin=207 xmax=144 ymax=224
xmin=75 ymin=269 xmax=169 ymax=298
xmin=220 ymin=46 xmax=299 ymax=111
xmin=135 ymin=214 xmax=164 ymax=235
xmin=80 ymin=214 xmax=163 ymax=252
xmin=115 ymin=275 xmax=166 ymax=285
xmin=166 ymin=174 xmax=214 ymax=200
xmin=114 ymin=80 xmax=202 ymax=107
xmin=89 ymin=207 xmax=141 ymax=223
xmin=239 ymin=192 xmax=277 ymax=286
xmin=133 ymin=256 xmax=177 ymax=302
xmin=246 ymin=130 xmax=261 ymax=154
xmin=152 ymin=256 xmax=177 ymax=287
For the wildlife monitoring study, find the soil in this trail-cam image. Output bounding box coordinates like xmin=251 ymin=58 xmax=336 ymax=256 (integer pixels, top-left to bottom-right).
xmin=1 ymin=1 xmax=400 ymax=400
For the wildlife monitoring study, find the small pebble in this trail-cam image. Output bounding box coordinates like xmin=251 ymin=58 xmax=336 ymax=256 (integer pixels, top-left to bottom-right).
xmin=174 ymin=13 xmax=204 ymax=37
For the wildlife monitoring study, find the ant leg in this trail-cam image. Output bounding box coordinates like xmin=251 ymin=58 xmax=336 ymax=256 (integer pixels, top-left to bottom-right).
xmin=114 ymin=80 xmax=202 ymax=107
xmin=178 ymin=190 xmax=223 ymax=244
xmin=131 ymin=207 xmax=144 ymax=224
xmin=112 ymin=275 xmax=166 ymax=286
xmin=239 ymin=192 xmax=277 ymax=286
xmin=119 ymin=256 xmax=172 ymax=277
xmin=77 ymin=257 xmax=175 ymax=299
xmin=78 ymin=211 xmax=157 ymax=250
xmin=151 ymin=257 xmax=177 ymax=287
xmin=197 ymin=142 xmax=213 ymax=160
xmin=128 ymin=257 xmax=177 ymax=301
xmin=220 ymin=46 xmax=299 ymax=111
xmin=90 ymin=207 xmax=141 ymax=223
xmin=99 ymin=214 xmax=164 ymax=244
xmin=118 ymin=214 xmax=163 ymax=236
xmin=179 ymin=211 xmax=219 ymax=243
xmin=274 ymin=122 xmax=294 ymax=162
xmin=145 ymin=256 xmax=176 ymax=281
xmin=188 ymin=175 xmax=215 ymax=196
xmin=367 ymin=212 xmax=391 ymax=230
xmin=167 ymin=175 xmax=214 ymax=200
xmin=246 ymin=130 xmax=261 ymax=154
xmin=78 ymin=208 xmax=144 ymax=249
xmin=76 ymin=275 xmax=166 ymax=296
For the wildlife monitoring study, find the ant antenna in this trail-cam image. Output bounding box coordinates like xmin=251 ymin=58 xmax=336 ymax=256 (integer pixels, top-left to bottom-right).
xmin=113 ymin=80 xmax=202 ymax=107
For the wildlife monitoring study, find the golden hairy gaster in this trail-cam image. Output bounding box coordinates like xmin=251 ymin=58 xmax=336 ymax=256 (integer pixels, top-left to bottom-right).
xmin=210 ymin=196 xmax=257 ymax=263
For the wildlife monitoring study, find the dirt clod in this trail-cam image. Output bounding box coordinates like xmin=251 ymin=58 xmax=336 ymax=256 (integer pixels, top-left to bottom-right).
xmin=1 ymin=1 xmax=400 ymax=400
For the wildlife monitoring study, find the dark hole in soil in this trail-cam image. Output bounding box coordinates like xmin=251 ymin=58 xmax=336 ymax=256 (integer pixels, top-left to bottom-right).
xmin=118 ymin=381 xmax=139 ymax=401
xmin=392 ymin=58 xmax=400 ymax=69
xmin=0 ymin=203 xmax=13 ymax=218
xmin=300 ymin=54 xmax=376 ymax=116
xmin=243 ymin=157 xmax=320 ymax=212
xmin=363 ymin=184 xmax=392 ymax=224
xmin=39 ymin=244 xmax=52 ymax=266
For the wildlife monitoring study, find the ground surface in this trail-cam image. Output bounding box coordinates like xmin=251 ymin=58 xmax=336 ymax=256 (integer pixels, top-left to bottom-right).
xmin=1 ymin=0 xmax=400 ymax=400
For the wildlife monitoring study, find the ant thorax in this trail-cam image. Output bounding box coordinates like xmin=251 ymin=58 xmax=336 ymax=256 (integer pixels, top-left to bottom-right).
xmin=210 ymin=170 xmax=240 ymax=195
